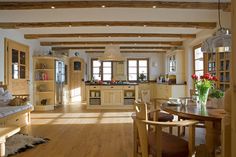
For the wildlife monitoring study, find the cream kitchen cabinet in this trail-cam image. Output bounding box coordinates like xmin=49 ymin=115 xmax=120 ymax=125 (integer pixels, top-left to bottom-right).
xmin=154 ymin=84 xmax=186 ymax=99
xmin=86 ymin=84 xmax=138 ymax=109
xmin=101 ymin=89 xmax=123 ymax=106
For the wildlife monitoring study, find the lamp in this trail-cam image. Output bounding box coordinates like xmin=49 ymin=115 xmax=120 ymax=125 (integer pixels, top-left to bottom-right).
xmin=201 ymin=0 xmax=231 ymax=53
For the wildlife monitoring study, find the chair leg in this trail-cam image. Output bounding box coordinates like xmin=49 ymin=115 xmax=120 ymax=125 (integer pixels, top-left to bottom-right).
xmin=133 ymin=120 xmax=138 ymax=157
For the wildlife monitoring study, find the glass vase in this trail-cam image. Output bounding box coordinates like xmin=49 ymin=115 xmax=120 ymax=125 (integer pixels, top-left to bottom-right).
xmin=197 ymin=86 xmax=210 ymax=106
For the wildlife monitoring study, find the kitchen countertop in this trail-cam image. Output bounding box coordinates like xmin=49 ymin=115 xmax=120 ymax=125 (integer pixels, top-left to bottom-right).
xmin=85 ymin=83 xmax=138 ymax=86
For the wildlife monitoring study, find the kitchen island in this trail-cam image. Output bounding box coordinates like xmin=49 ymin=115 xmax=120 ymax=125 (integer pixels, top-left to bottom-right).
xmin=86 ymin=84 xmax=138 ymax=109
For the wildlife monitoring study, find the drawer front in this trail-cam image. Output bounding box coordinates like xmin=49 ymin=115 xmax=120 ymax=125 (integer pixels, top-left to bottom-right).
xmin=6 ymin=113 xmax=28 ymax=127
xmin=89 ymin=86 xmax=101 ymax=90
xmin=123 ymin=85 xmax=135 ymax=90
xmin=102 ymin=86 xmax=123 ymax=90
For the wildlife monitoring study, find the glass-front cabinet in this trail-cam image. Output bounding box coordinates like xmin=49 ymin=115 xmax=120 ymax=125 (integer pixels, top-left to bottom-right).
xmin=204 ymin=50 xmax=230 ymax=91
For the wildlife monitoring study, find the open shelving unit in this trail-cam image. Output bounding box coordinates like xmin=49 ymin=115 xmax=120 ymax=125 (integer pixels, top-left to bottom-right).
xmin=123 ymin=90 xmax=135 ymax=105
xmin=89 ymin=90 xmax=101 ymax=105
xmin=33 ymin=56 xmax=56 ymax=111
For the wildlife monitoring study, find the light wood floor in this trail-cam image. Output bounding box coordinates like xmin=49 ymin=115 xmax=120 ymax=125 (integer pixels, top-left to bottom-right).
xmin=14 ymin=104 xmax=206 ymax=157
xmin=16 ymin=104 xmax=134 ymax=157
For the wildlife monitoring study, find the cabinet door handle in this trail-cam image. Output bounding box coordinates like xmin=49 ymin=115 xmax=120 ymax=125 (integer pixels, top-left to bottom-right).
xmin=93 ymin=87 xmax=96 ymax=88
xmin=111 ymin=86 xmax=114 ymax=88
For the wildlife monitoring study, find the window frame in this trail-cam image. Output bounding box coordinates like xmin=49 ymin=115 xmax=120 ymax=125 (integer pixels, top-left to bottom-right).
xmin=193 ymin=44 xmax=205 ymax=77
xmin=167 ymin=55 xmax=176 ymax=73
xmin=127 ymin=58 xmax=149 ymax=82
xmin=91 ymin=58 xmax=113 ymax=81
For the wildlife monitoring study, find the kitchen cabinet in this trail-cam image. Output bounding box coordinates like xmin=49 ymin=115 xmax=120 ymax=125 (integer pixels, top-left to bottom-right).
xmin=154 ymin=84 xmax=186 ymax=99
xmin=101 ymin=89 xmax=123 ymax=106
xmin=86 ymin=85 xmax=138 ymax=109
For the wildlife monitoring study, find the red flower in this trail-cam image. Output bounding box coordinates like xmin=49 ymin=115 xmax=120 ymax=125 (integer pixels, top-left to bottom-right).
xmin=203 ymin=73 xmax=212 ymax=80
xmin=191 ymin=74 xmax=198 ymax=80
xmin=212 ymin=76 xmax=218 ymax=81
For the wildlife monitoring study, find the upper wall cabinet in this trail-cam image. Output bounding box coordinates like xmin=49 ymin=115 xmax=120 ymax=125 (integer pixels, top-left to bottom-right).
xmin=166 ymin=50 xmax=185 ymax=84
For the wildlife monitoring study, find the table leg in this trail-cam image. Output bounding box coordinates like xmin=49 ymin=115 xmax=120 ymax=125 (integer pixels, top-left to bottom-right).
xmin=205 ymin=121 xmax=221 ymax=157
xmin=0 ymin=138 xmax=6 ymax=157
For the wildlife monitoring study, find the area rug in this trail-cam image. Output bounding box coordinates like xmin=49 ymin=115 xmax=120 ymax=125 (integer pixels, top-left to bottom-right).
xmin=5 ymin=133 xmax=49 ymax=156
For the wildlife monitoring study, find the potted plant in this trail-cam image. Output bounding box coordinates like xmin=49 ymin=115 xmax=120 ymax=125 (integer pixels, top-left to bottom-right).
xmin=138 ymin=73 xmax=146 ymax=82
xmin=208 ymin=88 xmax=224 ymax=108
xmin=191 ymin=73 xmax=218 ymax=107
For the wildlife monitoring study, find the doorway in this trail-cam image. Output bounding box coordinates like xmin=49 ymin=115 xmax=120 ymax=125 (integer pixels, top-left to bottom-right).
xmin=4 ymin=38 xmax=30 ymax=95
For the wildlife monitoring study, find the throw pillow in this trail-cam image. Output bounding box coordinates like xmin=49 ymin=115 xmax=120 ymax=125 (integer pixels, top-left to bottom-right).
xmin=8 ymin=98 xmax=27 ymax=106
xmin=0 ymin=88 xmax=4 ymax=95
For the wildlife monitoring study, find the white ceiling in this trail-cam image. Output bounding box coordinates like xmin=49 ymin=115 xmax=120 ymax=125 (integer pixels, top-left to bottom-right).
xmin=0 ymin=0 xmax=231 ymax=49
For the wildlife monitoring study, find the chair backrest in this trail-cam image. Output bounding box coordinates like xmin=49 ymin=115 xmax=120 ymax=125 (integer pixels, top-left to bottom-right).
xmin=141 ymin=90 xmax=151 ymax=104
xmin=134 ymin=101 xmax=150 ymax=157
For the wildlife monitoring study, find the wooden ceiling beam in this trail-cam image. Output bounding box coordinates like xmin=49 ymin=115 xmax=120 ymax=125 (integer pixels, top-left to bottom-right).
xmin=0 ymin=1 xmax=230 ymax=11
xmin=52 ymin=46 xmax=173 ymax=51
xmin=120 ymin=46 xmax=172 ymax=50
xmin=25 ymin=33 xmax=196 ymax=39
xmin=85 ymin=50 xmax=166 ymax=53
xmin=0 ymin=21 xmax=216 ymax=29
xmin=52 ymin=46 xmax=106 ymax=51
xmin=41 ymin=41 xmax=183 ymax=46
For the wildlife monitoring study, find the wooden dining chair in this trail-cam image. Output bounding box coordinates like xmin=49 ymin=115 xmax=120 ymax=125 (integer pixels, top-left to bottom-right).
xmin=133 ymin=101 xmax=198 ymax=157
xmin=141 ymin=91 xmax=174 ymax=123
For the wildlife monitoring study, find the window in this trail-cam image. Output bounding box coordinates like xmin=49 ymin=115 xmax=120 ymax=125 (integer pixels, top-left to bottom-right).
xmin=91 ymin=59 xmax=112 ymax=81
xmin=193 ymin=45 xmax=204 ymax=77
xmin=127 ymin=59 xmax=149 ymax=81
xmin=168 ymin=55 xmax=176 ymax=73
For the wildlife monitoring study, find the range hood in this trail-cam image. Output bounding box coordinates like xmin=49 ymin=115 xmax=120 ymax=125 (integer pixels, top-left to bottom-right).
xmin=98 ymin=45 xmax=125 ymax=61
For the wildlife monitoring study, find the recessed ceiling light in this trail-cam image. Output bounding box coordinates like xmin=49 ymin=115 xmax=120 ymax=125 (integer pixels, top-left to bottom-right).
xmin=138 ymin=36 xmax=141 ymax=38
xmin=51 ymin=6 xmax=55 ymax=9
xmin=69 ymin=25 xmax=72 ymax=27
xmin=101 ymin=5 xmax=106 ymax=8
xmin=143 ymin=25 xmax=147 ymax=27
xmin=152 ymin=6 xmax=156 ymax=8
xmin=106 ymin=24 xmax=110 ymax=27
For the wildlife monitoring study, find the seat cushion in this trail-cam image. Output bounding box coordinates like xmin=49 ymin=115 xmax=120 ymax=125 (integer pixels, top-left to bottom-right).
xmin=149 ymin=111 xmax=174 ymax=122
xmin=148 ymin=131 xmax=189 ymax=157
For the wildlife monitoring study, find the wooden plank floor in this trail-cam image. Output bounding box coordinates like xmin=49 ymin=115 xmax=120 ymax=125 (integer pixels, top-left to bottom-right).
xmin=15 ymin=105 xmax=134 ymax=157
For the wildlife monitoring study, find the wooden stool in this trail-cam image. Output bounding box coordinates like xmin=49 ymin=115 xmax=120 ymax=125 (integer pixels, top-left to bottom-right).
xmin=0 ymin=127 xmax=20 ymax=157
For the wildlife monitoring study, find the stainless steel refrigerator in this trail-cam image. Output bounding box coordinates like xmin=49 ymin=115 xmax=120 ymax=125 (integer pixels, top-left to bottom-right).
xmin=55 ymin=60 xmax=65 ymax=106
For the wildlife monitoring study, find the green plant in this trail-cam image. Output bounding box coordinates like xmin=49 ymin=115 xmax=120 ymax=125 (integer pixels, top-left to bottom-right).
xmin=209 ymin=89 xmax=224 ymax=99
xmin=138 ymin=73 xmax=146 ymax=81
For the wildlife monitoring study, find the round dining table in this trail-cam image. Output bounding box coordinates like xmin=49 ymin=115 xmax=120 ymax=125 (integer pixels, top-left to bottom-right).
xmin=161 ymin=102 xmax=226 ymax=157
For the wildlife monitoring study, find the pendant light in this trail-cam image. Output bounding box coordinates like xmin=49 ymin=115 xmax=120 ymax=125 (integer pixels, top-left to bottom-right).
xmin=201 ymin=0 xmax=231 ymax=53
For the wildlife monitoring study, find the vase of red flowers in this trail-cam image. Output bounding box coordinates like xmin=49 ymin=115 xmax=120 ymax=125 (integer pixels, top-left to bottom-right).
xmin=192 ymin=73 xmax=218 ymax=106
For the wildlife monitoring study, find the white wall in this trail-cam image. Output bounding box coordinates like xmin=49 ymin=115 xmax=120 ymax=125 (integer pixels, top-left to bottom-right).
xmin=0 ymin=29 xmax=50 ymax=102
xmin=182 ymin=11 xmax=231 ymax=95
xmin=86 ymin=52 xmax=165 ymax=81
